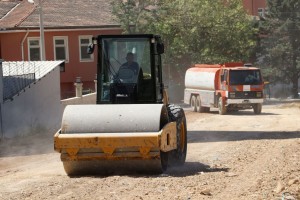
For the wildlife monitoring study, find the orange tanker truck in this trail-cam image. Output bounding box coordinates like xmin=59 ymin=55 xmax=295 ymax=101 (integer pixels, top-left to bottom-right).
xmin=184 ymin=63 xmax=264 ymax=115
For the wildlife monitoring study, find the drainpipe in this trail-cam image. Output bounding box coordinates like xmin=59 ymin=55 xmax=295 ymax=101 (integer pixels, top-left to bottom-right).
xmin=21 ymin=29 xmax=30 ymax=61
xmin=94 ymin=74 xmax=97 ymax=93
xmin=0 ymin=59 xmax=4 ymax=140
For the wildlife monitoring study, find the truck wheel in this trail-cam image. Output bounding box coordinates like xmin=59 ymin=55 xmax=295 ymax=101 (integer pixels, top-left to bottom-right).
xmin=167 ymin=104 xmax=187 ymax=166
xmin=191 ymin=96 xmax=197 ymax=112
xmin=196 ymin=96 xmax=206 ymax=113
xmin=204 ymin=107 xmax=210 ymax=112
xmin=218 ymin=97 xmax=227 ymax=115
xmin=253 ymin=103 xmax=262 ymax=114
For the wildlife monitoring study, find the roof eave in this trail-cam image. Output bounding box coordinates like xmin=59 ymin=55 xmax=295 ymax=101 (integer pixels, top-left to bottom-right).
xmin=1 ymin=24 xmax=121 ymax=31
xmin=0 ymin=25 xmax=122 ymax=33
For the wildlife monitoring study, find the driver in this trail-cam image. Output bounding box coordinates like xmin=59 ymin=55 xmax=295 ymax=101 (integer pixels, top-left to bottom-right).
xmin=119 ymin=52 xmax=140 ymax=75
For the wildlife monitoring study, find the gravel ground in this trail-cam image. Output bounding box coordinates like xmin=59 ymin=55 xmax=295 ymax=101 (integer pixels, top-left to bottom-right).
xmin=0 ymin=101 xmax=299 ymax=200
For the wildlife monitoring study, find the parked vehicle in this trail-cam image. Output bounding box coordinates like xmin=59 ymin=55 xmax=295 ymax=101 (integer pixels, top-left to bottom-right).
xmin=184 ymin=63 xmax=264 ymax=114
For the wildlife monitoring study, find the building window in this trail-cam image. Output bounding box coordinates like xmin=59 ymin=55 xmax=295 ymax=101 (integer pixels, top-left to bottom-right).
xmin=79 ymin=36 xmax=93 ymax=62
xmin=59 ymin=62 xmax=65 ymax=72
xmin=258 ymin=8 xmax=265 ymax=17
xmin=264 ymin=8 xmax=268 ymax=16
xmin=28 ymin=37 xmax=40 ymax=61
xmin=54 ymin=36 xmax=69 ymax=63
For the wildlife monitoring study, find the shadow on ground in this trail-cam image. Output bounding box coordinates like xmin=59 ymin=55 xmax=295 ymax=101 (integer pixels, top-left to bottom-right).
xmin=206 ymin=110 xmax=279 ymax=116
xmin=68 ymin=161 xmax=228 ymax=178
xmin=188 ymin=130 xmax=300 ymax=143
xmin=166 ymin=162 xmax=229 ymax=177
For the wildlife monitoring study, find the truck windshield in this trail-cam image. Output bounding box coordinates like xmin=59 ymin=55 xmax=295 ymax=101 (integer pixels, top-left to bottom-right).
xmin=229 ymin=70 xmax=262 ymax=85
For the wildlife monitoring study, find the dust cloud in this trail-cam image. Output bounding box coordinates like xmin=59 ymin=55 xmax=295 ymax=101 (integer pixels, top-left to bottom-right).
xmin=0 ymin=130 xmax=55 ymax=158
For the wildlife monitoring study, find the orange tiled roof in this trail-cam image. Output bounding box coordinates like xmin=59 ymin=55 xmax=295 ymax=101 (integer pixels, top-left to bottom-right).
xmin=0 ymin=0 xmax=119 ymax=30
xmin=0 ymin=1 xmax=19 ymax=19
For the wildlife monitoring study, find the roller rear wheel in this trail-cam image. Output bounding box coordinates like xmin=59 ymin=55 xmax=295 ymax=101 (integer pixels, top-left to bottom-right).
xmin=167 ymin=104 xmax=187 ymax=166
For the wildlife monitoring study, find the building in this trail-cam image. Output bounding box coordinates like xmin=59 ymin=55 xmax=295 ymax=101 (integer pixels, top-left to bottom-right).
xmin=0 ymin=0 xmax=269 ymax=99
xmin=243 ymin=0 xmax=267 ymax=17
xmin=0 ymin=0 xmax=122 ymax=99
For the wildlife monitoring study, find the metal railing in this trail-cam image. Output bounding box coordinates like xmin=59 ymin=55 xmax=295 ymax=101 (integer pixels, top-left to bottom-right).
xmin=2 ymin=61 xmax=50 ymax=79
xmin=1 ymin=61 xmax=60 ymax=101
xmin=3 ymin=73 xmax=35 ymax=101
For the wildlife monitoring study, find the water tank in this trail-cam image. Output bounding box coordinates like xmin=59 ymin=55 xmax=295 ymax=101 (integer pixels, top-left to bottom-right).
xmin=185 ymin=66 xmax=220 ymax=90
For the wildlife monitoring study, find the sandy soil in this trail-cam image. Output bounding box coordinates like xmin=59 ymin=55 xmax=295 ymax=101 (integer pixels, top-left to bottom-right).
xmin=0 ymin=100 xmax=299 ymax=200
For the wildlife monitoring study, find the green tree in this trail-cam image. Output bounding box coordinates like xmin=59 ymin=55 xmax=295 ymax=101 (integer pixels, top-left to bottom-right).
xmin=111 ymin=0 xmax=157 ymax=33
xmin=111 ymin=0 xmax=257 ymax=86
xmin=259 ymin=0 xmax=300 ymax=98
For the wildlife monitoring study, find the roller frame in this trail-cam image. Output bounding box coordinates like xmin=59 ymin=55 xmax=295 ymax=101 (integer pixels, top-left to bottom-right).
xmin=54 ymin=122 xmax=177 ymax=161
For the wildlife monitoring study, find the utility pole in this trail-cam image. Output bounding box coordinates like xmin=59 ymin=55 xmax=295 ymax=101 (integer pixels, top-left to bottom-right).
xmin=28 ymin=0 xmax=46 ymax=61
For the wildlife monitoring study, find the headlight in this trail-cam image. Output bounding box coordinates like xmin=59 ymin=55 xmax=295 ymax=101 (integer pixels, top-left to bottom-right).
xmin=229 ymin=92 xmax=235 ymax=98
xmin=256 ymin=92 xmax=262 ymax=98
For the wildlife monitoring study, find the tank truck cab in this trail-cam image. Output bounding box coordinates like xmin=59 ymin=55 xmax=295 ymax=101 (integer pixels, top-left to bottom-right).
xmin=219 ymin=64 xmax=264 ymax=114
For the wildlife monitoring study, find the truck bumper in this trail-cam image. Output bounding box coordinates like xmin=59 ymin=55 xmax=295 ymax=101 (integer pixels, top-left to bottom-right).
xmin=227 ymin=98 xmax=264 ymax=105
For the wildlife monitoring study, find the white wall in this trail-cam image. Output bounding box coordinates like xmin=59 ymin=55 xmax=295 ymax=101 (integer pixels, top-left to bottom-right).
xmin=61 ymin=93 xmax=96 ymax=110
xmin=0 ymin=60 xmax=4 ymax=139
xmin=1 ymin=66 xmax=63 ymax=138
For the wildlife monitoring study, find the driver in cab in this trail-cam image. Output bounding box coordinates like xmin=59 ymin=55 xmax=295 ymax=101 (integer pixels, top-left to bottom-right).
xmin=119 ymin=52 xmax=140 ymax=75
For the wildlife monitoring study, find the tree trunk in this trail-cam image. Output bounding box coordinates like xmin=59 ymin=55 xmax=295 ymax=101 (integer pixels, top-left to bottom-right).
xmin=291 ymin=74 xmax=299 ymax=99
xmin=290 ymin=19 xmax=299 ymax=99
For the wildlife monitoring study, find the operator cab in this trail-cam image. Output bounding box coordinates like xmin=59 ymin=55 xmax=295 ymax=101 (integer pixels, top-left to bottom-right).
xmin=88 ymin=35 xmax=164 ymax=104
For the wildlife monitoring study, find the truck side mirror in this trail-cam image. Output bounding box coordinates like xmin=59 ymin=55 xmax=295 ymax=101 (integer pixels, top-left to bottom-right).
xmin=157 ymin=43 xmax=164 ymax=54
xmin=87 ymin=43 xmax=94 ymax=54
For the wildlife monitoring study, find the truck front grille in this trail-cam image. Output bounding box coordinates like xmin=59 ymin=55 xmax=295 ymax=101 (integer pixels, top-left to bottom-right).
xmin=229 ymin=91 xmax=262 ymax=99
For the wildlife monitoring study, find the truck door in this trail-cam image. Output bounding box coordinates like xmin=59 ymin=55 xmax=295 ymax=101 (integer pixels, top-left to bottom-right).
xmin=220 ymin=69 xmax=228 ymax=90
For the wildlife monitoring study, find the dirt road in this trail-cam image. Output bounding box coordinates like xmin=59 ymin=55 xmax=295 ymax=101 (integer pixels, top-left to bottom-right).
xmin=0 ymin=101 xmax=299 ymax=200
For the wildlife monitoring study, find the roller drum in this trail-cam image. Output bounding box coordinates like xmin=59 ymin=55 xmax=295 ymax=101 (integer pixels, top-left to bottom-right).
xmin=58 ymin=104 xmax=170 ymax=175
xmin=62 ymin=160 xmax=165 ymax=176
xmin=61 ymin=104 xmax=168 ymax=134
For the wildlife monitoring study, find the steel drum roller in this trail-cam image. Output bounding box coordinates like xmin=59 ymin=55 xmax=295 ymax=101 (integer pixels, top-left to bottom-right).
xmin=56 ymin=104 xmax=171 ymax=175
xmin=61 ymin=104 xmax=168 ymax=134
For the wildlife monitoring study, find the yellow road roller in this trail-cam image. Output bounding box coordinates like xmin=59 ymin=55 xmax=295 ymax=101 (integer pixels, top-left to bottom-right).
xmin=54 ymin=34 xmax=187 ymax=175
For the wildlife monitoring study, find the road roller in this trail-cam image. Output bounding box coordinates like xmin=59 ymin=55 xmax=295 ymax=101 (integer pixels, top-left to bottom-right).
xmin=54 ymin=34 xmax=187 ymax=175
